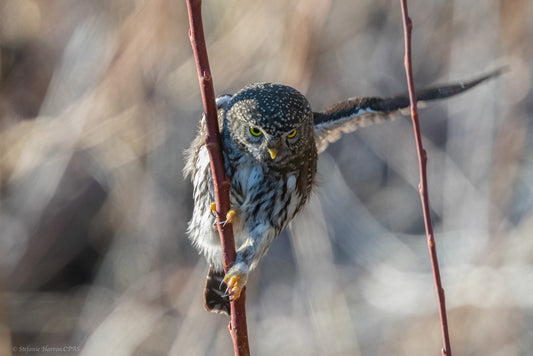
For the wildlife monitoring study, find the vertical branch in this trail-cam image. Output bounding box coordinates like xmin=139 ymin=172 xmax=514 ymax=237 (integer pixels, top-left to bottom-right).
xmin=185 ymin=1 xmax=250 ymax=355
xmin=399 ymin=2 xmax=452 ymax=356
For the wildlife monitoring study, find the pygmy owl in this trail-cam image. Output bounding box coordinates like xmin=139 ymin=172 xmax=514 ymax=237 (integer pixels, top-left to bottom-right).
xmin=184 ymin=70 xmax=500 ymax=315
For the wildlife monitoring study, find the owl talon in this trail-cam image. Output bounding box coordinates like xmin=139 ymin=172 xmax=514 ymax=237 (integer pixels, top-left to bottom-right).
xmin=216 ymin=209 xmax=237 ymax=227
xmin=222 ymin=263 xmax=249 ymax=301
xmin=210 ymin=202 xmax=217 ymax=226
xmin=223 ymin=210 xmax=236 ymax=226
xmin=210 ymin=202 xmax=236 ymax=227
xmin=221 ymin=289 xmax=236 ymax=299
xmin=223 ymin=275 xmax=244 ymax=300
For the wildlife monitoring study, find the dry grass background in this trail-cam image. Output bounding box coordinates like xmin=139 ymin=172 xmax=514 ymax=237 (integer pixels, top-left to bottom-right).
xmin=0 ymin=0 xmax=532 ymax=355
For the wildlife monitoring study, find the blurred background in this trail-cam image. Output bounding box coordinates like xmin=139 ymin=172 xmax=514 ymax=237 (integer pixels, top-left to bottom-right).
xmin=0 ymin=0 xmax=531 ymax=355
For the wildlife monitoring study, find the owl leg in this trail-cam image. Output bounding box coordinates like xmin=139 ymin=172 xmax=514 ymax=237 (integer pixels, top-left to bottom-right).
xmin=210 ymin=202 xmax=237 ymax=226
xmin=222 ymin=226 xmax=276 ymax=300
xmin=222 ymin=262 xmax=249 ymax=301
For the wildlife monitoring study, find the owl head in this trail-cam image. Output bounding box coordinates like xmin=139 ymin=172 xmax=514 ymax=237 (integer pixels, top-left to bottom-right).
xmin=223 ymin=83 xmax=314 ymax=166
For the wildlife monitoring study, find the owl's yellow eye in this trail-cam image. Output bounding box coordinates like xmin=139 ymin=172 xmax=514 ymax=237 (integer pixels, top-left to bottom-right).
xmin=249 ymin=126 xmax=263 ymax=137
xmin=287 ymin=129 xmax=297 ymax=138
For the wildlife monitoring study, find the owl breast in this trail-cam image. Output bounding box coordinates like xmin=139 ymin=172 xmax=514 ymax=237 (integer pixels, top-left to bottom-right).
xmin=228 ymin=156 xmax=304 ymax=250
xmin=187 ymin=144 xmax=308 ymax=271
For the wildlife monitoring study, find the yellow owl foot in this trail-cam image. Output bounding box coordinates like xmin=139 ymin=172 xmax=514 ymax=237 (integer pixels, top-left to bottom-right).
xmin=224 ymin=210 xmax=236 ymax=226
xmin=222 ymin=263 xmax=249 ymax=301
xmin=210 ymin=202 xmax=237 ymax=227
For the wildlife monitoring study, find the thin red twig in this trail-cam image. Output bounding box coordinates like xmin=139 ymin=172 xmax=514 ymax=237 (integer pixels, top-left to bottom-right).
xmin=399 ymin=1 xmax=452 ymax=356
xmin=185 ymin=1 xmax=250 ymax=355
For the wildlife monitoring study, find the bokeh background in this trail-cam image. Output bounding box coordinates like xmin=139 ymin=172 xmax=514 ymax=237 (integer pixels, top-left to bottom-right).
xmin=1 ymin=0 xmax=532 ymax=355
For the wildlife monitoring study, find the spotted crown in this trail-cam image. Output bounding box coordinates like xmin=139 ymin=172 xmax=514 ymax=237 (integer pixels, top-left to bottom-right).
xmin=224 ymin=83 xmax=312 ymax=134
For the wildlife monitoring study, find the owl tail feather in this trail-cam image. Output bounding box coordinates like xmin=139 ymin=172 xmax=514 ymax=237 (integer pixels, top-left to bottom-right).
xmin=204 ymin=265 xmax=231 ymax=315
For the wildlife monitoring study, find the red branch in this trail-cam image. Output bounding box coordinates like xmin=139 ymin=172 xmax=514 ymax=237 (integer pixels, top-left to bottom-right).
xmin=399 ymin=2 xmax=452 ymax=356
xmin=185 ymin=1 xmax=250 ymax=355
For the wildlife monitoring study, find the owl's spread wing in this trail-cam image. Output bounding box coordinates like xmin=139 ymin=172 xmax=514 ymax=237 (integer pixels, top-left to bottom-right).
xmin=313 ymin=68 xmax=503 ymax=153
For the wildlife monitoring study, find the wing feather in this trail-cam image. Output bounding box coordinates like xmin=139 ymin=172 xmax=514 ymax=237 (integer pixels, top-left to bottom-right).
xmin=183 ymin=94 xmax=232 ymax=178
xmin=313 ymin=68 xmax=504 ymax=153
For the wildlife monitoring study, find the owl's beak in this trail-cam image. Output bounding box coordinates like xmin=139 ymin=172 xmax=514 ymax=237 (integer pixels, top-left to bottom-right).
xmin=268 ymin=148 xmax=278 ymax=160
